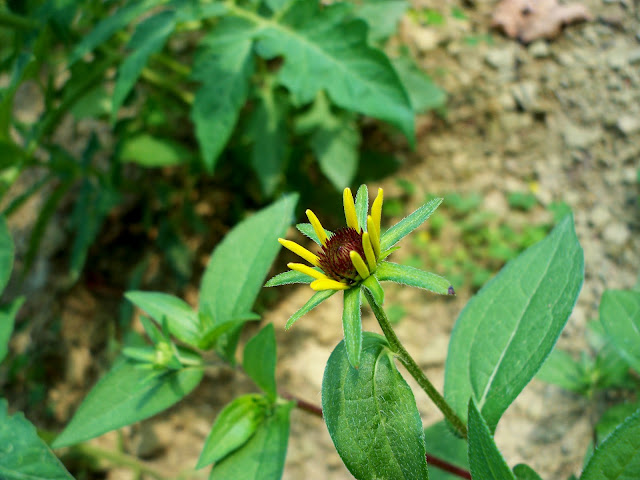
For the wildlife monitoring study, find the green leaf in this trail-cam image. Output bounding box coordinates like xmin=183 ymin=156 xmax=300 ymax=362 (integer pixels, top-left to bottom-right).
xmin=536 ymin=349 xmax=589 ymax=394
xmin=209 ymin=401 xmax=294 ymax=480
xmin=513 ymin=464 xmax=543 ymax=480
xmin=172 ymin=0 xmax=227 ymax=22
xmin=392 ymin=53 xmax=447 ymax=113
xmin=111 ymin=10 xmax=176 ymax=122
xmin=423 ymin=421 xmax=469 ymax=480
xmin=285 ymin=289 xmax=335 ymax=329
xmin=255 ymin=1 xmax=415 ymax=143
xmin=0 ymin=297 xmax=25 ymax=364
xmin=381 ymin=198 xmax=443 ymax=251
xmin=322 ymin=332 xmax=429 ymax=479
xmin=362 ymin=275 xmax=384 ymax=306
xmin=0 ymin=399 xmax=73 ymax=480
xmin=444 ymin=216 xmax=584 ymax=432
xmin=342 ymin=287 xmax=362 ymax=369
xmin=580 ymin=407 xmax=640 ymax=480
xmin=600 ymin=289 xmax=640 ymax=373
xmin=312 ymin=120 xmax=360 ymax=191
xmin=199 ymin=317 xmax=260 ymax=351
xmin=0 ymin=140 xmax=27 ymax=171
xmin=197 ymin=394 xmax=268 ymax=469
xmin=467 ymin=398 xmax=516 ymax=480
xmin=354 ymin=184 xmax=369 ymax=232
xmin=265 ymin=269 xmax=313 ymax=287
xmin=199 ymin=194 xmax=298 ymax=358
xmin=595 ymin=401 xmax=640 ymax=445
xmin=0 ymin=215 xmax=14 ymax=294
xmin=295 ymin=223 xmax=333 ymax=245
xmin=52 ymin=359 xmax=203 ymax=447
xmin=243 ymin=324 xmax=277 ymax=399
xmin=68 ymin=0 xmax=158 ymax=65
xmin=126 ymin=291 xmax=201 ymax=348
xmin=354 ymin=0 xmax=409 ymax=44
xmin=191 ymin=16 xmax=257 ymax=171
xmin=119 ymin=133 xmax=192 ymax=167
xmin=376 ymin=261 xmax=453 ymax=296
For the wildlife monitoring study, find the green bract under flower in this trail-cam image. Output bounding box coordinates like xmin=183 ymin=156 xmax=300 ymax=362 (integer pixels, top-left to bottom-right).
xmin=265 ymin=185 xmax=454 ymax=367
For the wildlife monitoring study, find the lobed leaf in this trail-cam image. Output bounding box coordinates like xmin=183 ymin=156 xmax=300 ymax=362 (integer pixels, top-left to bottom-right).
xmin=209 ymin=401 xmax=294 ymax=480
xmin=0 ymin=399 xmax=73 ymax=479
xmin=354 ymin=0 xmax=409 ymax=44
xmin=467 ymin=399 xmax=516 ymax=480
xmin=342 ymin=287 xmax=362 ymax=369
xmin=285 ymin=290 xmax=335 ymax=330
xmin=375 ymin=261 xmax=453 ymax=296
xmin=53 ymin=359 xmax=203 ymax=447
xmin=444 ymin=216 xmax=584 ymax=432
xmin=197 ymin=394 xmax=268 ymax=469
xmin=243 ymin=324 xmax=277 ymax=399
xmin=322 ymin=332 xmax=429 ymax=479
xmin=600 ymin=289 xmax=640 ymax=374
xmin=380 ymin=198 xmax=443 ymax=251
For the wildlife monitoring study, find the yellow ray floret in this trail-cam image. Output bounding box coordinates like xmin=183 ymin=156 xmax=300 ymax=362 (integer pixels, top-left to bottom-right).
xmin=367 ymin=215 xmax=380 ymax=258
xmin=311 ymin=278 xmax=349 ymax=291
xmin=287 ymin=263 xmax=326 ymax=281
xmin=343 ymin=188 xmax=359 ymax=232
xmin=349 ymin=251 xmax=370 ymax=280
xmin=361 ymin=232 xmax=377 ymax=272
xmin=306 ymin=209 xmax=329 ymax=246
xmin=278 ymin=238 xmax=319 ymax=267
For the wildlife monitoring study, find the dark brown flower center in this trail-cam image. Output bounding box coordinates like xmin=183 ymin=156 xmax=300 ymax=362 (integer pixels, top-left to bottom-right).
xmin=318 ymin=228 xmax=365 ymax=283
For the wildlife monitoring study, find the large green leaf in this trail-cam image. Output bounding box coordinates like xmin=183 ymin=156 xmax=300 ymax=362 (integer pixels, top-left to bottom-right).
xmin=581 ymin=407 xmax=640 ymax=480
xmin=125 ymin=291 xmax=201 ymax=348
xmin=600 ymin=290 xmax=640 ymax=374
xmin=243 ymin=324 xmax=277 ymax=399
xmin=322 ymin=332 xmax=429 ymax=480
xmin=197 ymin=394 xmax=268 ymax=469
xmin=199 ymin=194 xmax=297 ymax=357
xmin=444 ymin=216 xmax=584 ymax=432
xmin=0 ymin=297 xmax=24 ymax=364
xmin=111 ymin=10 xmax=177 ymax=122
xmin=52 ymin=359 xmax=203 ymax=447
xmin=191 ymin=16 xmax=257 ymax=171
xmin=0 ymin=215 xmax=14 ymax=294
xmin=392 ymin=54 xmax=447 ymax=113
xmin=354 ymin=0 xmax=409 ymax=44
xmin=254 ymin=1 xmax=414 ymax=143
xmin=423 ymin=421 xmax=469 ymax=480
xmin=209 ymin=401 xmax=294 ymax=480
xmin=0 ymin=399 xmax=73 ymax=480
xmin=467 ymin=399 xmax=516 ymax=480
xmin=311 ymin=117 xmax=360 ymax=191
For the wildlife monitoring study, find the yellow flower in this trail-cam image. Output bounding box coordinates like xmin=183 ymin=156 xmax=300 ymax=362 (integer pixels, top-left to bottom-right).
xmin=278 ymin=187 xmax=384 ymax=291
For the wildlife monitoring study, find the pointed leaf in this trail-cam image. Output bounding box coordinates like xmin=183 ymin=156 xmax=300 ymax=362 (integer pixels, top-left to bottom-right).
xmin=311 ymin=118 xmax=360 ymax=191
xmin=362 ymin=275 xmax=384 ymax=306
xmin=197 ymin=394 xmax=268 ymax=468
xmin=381 ymin=198 xmax=443 ymax=251
xmin=243 ymin=324 xmax=277 ymax=399
xmin=0 ymin=399 xmax=73 ymax=479
xmin=255 ymin=1 xmax=414 ymax=143
xmin=535 ymin=349 xmax=588 ymax=393
xmin=580 ymin=407 xmax=640 ymax=480
xmin=265 ymin=269 xmax=313 ymax=287
xmin=191 ymin=16 xmax=257 ymax=171
xmin=209 ymin=401 xmax=294 ymax=480
xmin=125 ymin=291 xmax=200 ymax=348
xmin=354 ymin=0 xmax=409 ymax=44
xmin=0 ymin=216 xmax=14 ymax=294
xmin=285 ymin=290 xmax=335 ymax=330
xmin=342 ymin=287 xmax=362 ymax=369
xmin=513 ymin=464 xmax=543 ymax=480
xmin=600 ymin=290 xmax=640 ymax=374
xmin=199 ymin=317 xmax=260 ymax=351
xmin=423 ymin=421 xmax=469 ymax=480
xmin=295 ymin=223 xmax=333 ymax=245
xmin=444 ymin=216 xmax=584 ymax=432
xmin=322 ymin=332 xmax=429 ymax=479
xmin=0 ymin=297 xmax=24 ymax=364
xmin=376 ymin=261 xmax=453 ymax=296
xmin=111 ymin=10 xmax=176 ymax=122
xmin=467 ymin=398 xmax=516 ymax=480
xmin=354 ymin=184 xmax=369 ymax=232
xmin=52 ymin=359 xmax=203 ymax=447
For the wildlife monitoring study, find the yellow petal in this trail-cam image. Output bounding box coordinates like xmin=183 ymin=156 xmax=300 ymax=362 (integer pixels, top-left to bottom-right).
xmin=367 ymin=215 xmax=380 ymax=258
xmin=306 ymin=209 xmax=329 ymax=246
xmin=310 ymin=278 xmax=349 ymax=291
xmin=343 ymin=187 xmax=359 ymax=232
xmin=371 ymin=187 xmax=383 ymax=237
xmin=362 ymin=232 xmax=377 ymax=272
xmin=278 ymin=238 xmax=319 ymax=266
xmin=349 ymin=251 xmax=370 ymax=279
xmin=288 ymin=262 xmax=327 ymax=280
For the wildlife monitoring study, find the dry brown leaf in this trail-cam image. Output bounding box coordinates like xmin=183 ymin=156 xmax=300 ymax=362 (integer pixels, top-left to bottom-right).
xmin=491 ymin=0 xmax=593 ymax=43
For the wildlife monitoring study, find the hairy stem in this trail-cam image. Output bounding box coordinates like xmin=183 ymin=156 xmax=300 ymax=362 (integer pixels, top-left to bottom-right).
xmin=363 ymin=289 xmax=468 ymax=438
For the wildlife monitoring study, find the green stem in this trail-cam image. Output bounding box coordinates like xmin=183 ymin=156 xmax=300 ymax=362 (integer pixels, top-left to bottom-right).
xmin=363 ymin=289 xmax=468 ymax=439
